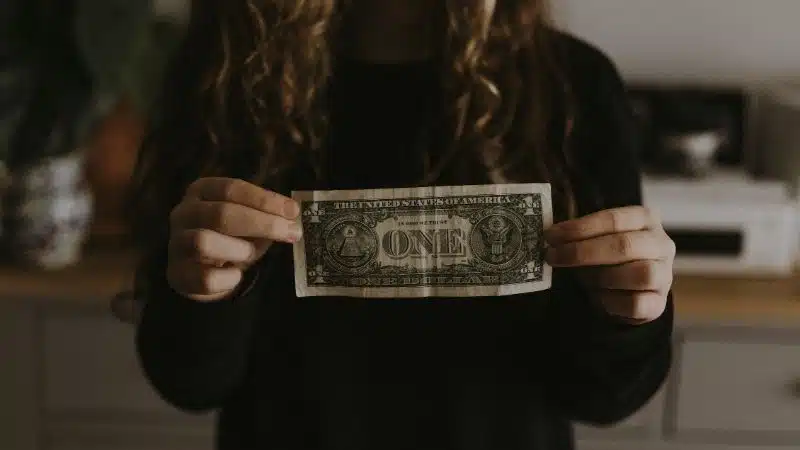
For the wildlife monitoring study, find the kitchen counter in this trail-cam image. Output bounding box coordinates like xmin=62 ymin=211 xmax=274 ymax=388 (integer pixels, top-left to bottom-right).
xmin=0 ymin=249 xmax=138 ymax=307
xmin=1 ymin=251 xmax=799 ymax=450
xmin=0 ymin=249 xmax=798 ymax=325
xmin=672 ymin=274 xmax=800 ymax=326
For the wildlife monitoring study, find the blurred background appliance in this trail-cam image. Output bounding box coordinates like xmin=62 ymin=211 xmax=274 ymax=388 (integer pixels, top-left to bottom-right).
xmin=747 ymin=82 xmax=800 ymax=194
xmin=643 ymin=170 xmax=796 ymax=277
xmin=630 ymin=84 xmax=799 ymax=276
xmin=628 ymin=85 xmax=745 ymax=177
xmin=746 ymin=82 xmax=800 ymax=265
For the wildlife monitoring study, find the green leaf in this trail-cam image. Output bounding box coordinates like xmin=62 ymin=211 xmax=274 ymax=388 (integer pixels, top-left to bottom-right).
xmin=74 ymin=0 xmax=155 ymax=92
xmin=123 ymin=20 xmax=186 ymax=115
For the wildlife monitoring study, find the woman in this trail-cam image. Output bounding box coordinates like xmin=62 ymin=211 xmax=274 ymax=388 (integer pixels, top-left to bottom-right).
xmin=132 ymin=1 xmax=676 ymax=449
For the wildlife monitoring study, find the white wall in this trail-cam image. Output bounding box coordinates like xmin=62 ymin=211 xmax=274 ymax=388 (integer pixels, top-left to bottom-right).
xmin=554 ymin=0 xmax=800 ymax=85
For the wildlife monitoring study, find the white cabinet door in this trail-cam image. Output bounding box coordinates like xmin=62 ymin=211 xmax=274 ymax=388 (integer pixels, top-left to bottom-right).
xmin=41 ymin=312 xmax=213 ymax=426
xmin=671 ymin=330 xmax=800 ymax=446
xmin=47 ymin=428 xmax=213 ymax=450
xmin=0 ymin=305 xmax=38 ymax=450
xmin=41 ymin=311 xmax=215 ymax=449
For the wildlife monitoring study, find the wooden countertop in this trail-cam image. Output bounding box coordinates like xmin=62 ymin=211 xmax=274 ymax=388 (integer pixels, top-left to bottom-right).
xmin=671 ymin=275 xmax=800 ymax=326
xmin=1 ymin=250 xmax=798 ymax=325
xmin=0 ymin=249 xmax=138 ymax=307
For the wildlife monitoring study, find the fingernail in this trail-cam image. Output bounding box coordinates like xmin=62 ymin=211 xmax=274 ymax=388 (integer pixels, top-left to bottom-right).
xmin=284 ymin=200 xmax=301 ymax=219
xmin=288 ymin=222 xmax=303 ymax=242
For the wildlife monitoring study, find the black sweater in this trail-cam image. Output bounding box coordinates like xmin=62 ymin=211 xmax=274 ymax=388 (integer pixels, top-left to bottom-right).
xmin=136 ymin=34 xmax=673 ymax=450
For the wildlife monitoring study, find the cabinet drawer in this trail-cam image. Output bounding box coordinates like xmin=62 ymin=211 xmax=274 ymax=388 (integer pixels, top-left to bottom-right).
xmin=673 ymin=336 xmax=800 ymax=439
xmin=47 ymin=425 xmax=213 ymax=450
xmin=42 ymin=313 xmax=207 ymax=423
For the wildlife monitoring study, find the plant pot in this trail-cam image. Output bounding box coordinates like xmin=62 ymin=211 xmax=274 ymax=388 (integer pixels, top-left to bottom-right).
xmin=3 ymin=153 xmax=93 ymax=270
xmin=85 ymin=98 xmax=143 ymax=242
xmin=0 ymin=162 xmax=9 ymax=240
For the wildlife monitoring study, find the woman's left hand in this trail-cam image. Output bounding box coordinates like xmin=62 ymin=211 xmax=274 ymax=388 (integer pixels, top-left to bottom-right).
xmin=544 ymin=206 xmax=676 ymax=325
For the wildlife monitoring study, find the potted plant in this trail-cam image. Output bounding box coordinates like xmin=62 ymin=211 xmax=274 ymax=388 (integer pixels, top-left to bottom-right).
xmin=1 ymin=0 xmax=96 ymax=269
xmin=1 ymin=0 xmax=184 ymax=268
xmin=77 ymin=0 xmax=186 ymax=242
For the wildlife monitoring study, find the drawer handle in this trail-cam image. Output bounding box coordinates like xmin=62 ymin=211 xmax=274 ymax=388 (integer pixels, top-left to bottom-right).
xmin=790 ymin=379 xmax=800 ymax=398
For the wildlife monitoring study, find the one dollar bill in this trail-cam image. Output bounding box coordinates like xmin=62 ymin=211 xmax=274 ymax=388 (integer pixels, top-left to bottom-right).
xmin=292 ymin=184 xmax=553 ymax=298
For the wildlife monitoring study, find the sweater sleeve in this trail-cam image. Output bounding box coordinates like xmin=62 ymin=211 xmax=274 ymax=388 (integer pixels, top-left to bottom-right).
xmin=543 ymin=39 xmax=674 ymax=426
xmin=135 ymin=246 xmax=269 ymax=413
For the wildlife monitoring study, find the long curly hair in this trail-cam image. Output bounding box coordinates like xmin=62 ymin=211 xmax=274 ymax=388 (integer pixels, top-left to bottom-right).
xmin=130 ymin=0 xmax=577 ymax=245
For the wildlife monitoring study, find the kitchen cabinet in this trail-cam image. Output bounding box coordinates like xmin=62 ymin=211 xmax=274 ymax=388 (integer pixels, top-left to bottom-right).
xmin=0 ymin=251 xmax=213 ymax=450
xmin=0 ymin=305 xmax=38 ymax=450
xmin=1 ymin=251 xmax=799 ymax=450
xmin=577 ymin=277 xmax=800 ymax=450
xmin=577 ymin=326 xmax=800 ymax=450
xmin=0 ymin=306 xmax=214 ymax=450
xmin=670 ymin=331 xmax=800 ymax=444
xmin=46 ymin=424 xmax=212 ymax=450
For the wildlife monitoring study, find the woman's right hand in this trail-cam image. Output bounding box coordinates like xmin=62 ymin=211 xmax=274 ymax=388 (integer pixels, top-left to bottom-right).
xmin=166 ymin=177 xmax=302 ymax=302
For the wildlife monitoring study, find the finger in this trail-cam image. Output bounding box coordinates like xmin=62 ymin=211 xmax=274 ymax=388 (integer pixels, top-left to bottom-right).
xmin=545 ymin=206 xmax=660 ymax=245
xmin=596 ymin=289 xmax=667 ymax=323
xmin=547 ymin=230 xmax=671 ymax=267
xmin=166 ymin=260 xmax=243 ymax=300
xmin=577 ymin=260 xmax=673 ymax=291
xmin=169 ymin=229 xmax=258 ymax=265
xmin=186 ymin=177 xmax=300 ymax=219
xmin=171 ymin=201 xmax=302 ymax=242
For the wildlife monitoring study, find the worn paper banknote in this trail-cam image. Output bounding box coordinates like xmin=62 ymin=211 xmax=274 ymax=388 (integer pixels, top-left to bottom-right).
xmin=292 ymin=184 xmax=553 ymax=298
